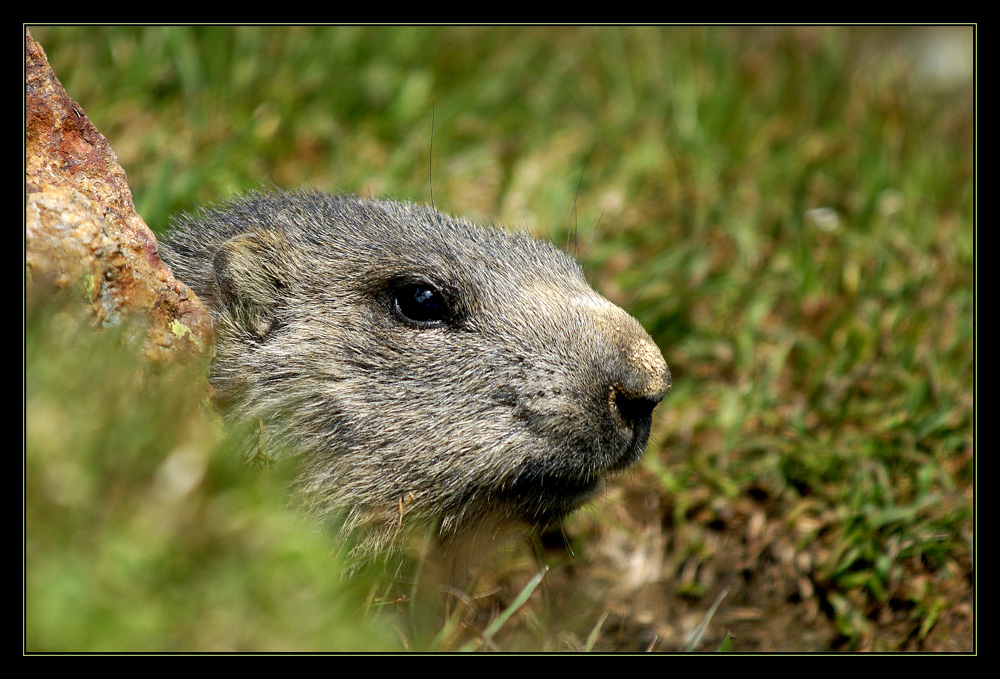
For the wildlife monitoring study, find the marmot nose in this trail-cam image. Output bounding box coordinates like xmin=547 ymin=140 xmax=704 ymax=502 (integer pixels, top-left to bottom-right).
xmin=603 ymin=318 xmax=671 ymax=422
xmin=610 ymin=362 xmax=671 ymax=428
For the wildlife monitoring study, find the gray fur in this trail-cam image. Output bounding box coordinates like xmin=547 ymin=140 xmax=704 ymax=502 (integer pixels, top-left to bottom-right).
xmin=160 ymin=190 xmax=670 ymax=551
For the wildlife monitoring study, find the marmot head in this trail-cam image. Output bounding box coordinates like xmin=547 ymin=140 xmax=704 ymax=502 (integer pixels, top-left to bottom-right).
xmin=161 ymin=191 xmax=670 ymax=551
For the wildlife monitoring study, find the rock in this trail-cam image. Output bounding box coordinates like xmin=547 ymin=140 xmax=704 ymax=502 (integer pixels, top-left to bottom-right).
xmin=25 ymin=28 xmax=212 ymax=362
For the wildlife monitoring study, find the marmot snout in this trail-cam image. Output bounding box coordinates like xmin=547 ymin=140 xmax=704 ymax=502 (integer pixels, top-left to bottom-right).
xmin=160 ymin=191 xmax=670 ymax=550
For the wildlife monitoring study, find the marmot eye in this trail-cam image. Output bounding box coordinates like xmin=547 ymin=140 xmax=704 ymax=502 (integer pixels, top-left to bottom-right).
xmin=393 ymin=282 xmax=450 ymax=327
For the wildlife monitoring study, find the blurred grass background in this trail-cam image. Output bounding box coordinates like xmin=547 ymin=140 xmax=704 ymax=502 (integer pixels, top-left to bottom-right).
xmin=25 ymin=25 xmax=974 ymax=652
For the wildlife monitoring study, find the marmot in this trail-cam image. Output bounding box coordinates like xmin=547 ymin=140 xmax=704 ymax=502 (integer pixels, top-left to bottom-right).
xmin=160 ymin=191 xmax=670 ymax=551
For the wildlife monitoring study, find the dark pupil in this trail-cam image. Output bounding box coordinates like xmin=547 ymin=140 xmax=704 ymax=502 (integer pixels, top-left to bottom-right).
xmin=397 ymin=284 xmax=446 ymax=324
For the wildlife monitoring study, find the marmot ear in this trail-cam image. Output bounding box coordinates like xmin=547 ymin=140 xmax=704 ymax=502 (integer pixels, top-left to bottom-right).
xmin=213 ymin=231 xmax=289 ymax=340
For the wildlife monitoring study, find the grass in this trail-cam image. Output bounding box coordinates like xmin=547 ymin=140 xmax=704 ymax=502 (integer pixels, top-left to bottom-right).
xmin=25 ymin=25 xmax=974 ymax=652
xmin=24 ymin=299 xmax=403 ymax=651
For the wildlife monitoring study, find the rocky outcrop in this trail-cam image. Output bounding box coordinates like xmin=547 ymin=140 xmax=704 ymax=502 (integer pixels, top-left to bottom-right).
xmin=25 ymin=28 xmax=212 ymax=362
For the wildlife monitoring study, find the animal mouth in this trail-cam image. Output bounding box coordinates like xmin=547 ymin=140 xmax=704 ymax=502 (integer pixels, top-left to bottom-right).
xmin=499 ymin=416 xmax=652 ymax=527
xmin=498 ymin=471 xmax=603 ymax=527
xmin=608 ymin=412 xmax=653 ymax=472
